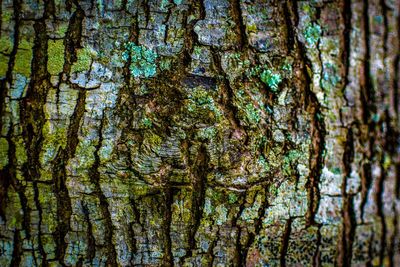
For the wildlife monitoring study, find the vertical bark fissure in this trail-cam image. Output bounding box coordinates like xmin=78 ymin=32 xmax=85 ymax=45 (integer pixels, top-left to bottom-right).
xmin=232 ymin=194 xmax=246 ymax=266
xmin=10 ymin=229 xmax=22 ymax=266
xmin=82 ymin=202 xmax=96 ymax=263
xmin=312 ymin=223 xmax=322 ymax=266
xmin=62 ymin=4 xmax=85 ymax=76
xmin=229 ymin=0 xmax=248 ymax=50
xmin=0 ymin=0 xmax=22 ymax=222
xmin=289 ymin=0 xmax=326 ymax=227
xmin=339 ymin=0 xmax=351 ymax=100
xmin=128 ymin=197 xmax=141 ymax=265
xmin=338 ymin=127 xmax=356 ymax=267
xmin=282 ymin=1 xmax=295 ymax=52
xmin=180 ymin=143 xmax=209 ymax=264
xmin=238 ymin=188 xmax=269 ymax=266
xmin=360 ymin=0 xmax=375 ymax=123
xmin=0 ymin=0 xmax=398 ymax=265
xmin=50 ymin=3 xmax=85 ymax=262
xmin=19 ymin=1 xmax=53 ymax=260
xmin=211 ymin=48 xmax=244 ymax=133
xmin=280 ymin=217 xmax=293 ymax=267
xmin=52 ymin=89 xmax=86 ymax=263
xmin=161 ymin=184 xmax=174 ymax=267
xmin=88 ymin=110 xmax=118 ymax=266
xmin=182 ymin=0 xmax=205 ymax=69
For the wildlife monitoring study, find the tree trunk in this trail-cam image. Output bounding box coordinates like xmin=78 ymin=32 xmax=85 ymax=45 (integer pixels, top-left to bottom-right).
xmin=0 ymin=0 xmax=399 ymax=266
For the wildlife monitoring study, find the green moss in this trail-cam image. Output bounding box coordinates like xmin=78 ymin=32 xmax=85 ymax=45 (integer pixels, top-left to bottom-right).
xmin=47 ymin=40 xmax=65 ymax=75
xmin=240 ymin=194 xmax=262 ymax=222
xmin=122 ymin=42 xmax=158 ymax=78
xmin=131 ymin=183 xmax=150 ymax=196
xmin=260 ymin=69 xmax=282 ymax=92
xmin=383 ymin=154 xmax=391 ymax=170
xmin=71 ymin=46 xmax=95 ymax=73
xmin=142 ymin=132 xmax=163 ymax=154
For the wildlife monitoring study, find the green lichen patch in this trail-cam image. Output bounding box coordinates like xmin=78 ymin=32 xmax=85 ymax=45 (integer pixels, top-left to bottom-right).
xmin=0 ymin=36 xmax=13 ymax=54
xmin=0 ymin=138 xmax=9 ymax=169
xmin=215 ymin=204 xmax=228 ymax=225
xmin=71 ymin=46 xmax=95 ymax=73
xmin=283 ymin=150 xmax=302 ymax=176
xmin=321 ymin=62 xmax=341 ymax=92
xmin=40 ymin=121 xmax=68 ymax=165
xmin=245 ymin=103 xmax=261 ymax=124
xmin=197 ymin=126 xmax=216 ymax=140
xmin=187 ymin=88 xmax=222 ymax=121
xmin=257 ymin=155 xmax=270 ymax=174
xmin=47 ymin=39 xmax=65 ymax=75
xmin=122 ymin=42 xmax=158 ymax=78
xmin=1 ymin=10 xmax=12 ymax=23
xmin=14 ymin=137 xmax=27 ymax=166
xmin=233 ymin=89 xmax=263 ymax=127
xmin=55 ymin=24 xmax=69 ymax=37
xmin=0 ymin=55 xmax=9 ymax=78
xmin=14 ymin=39 xmax=33 ymax=77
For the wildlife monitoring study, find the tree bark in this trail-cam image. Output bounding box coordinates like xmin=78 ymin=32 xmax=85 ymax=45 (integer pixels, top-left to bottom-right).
xmin=0 ymin=0 xmax=399 ymax=266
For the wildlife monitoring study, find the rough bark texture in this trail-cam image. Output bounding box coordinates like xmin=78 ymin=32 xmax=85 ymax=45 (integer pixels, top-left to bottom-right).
xmin=0 ymin=0 xmax=399 ymax=266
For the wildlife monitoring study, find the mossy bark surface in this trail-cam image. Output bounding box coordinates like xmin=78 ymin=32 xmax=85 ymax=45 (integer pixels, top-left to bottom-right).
xmin=0 ymin=0 xmax=400 ymax=266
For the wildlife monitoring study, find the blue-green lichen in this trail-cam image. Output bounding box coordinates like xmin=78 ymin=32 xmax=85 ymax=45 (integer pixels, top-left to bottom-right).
xmin=245 ymin=103 xmax=261 ymax=124
xmin=322 ymin=63 xmax=340 ymax=92
xmin=304 ymin=23 xmax=322 ymax=46
xmin=122 ymin=42 xmax=158 ymax=78
xmin=141 ymin=117 xmax=153 ymax=128
xmin=260 ymin=69 xmax=282 ymax=92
